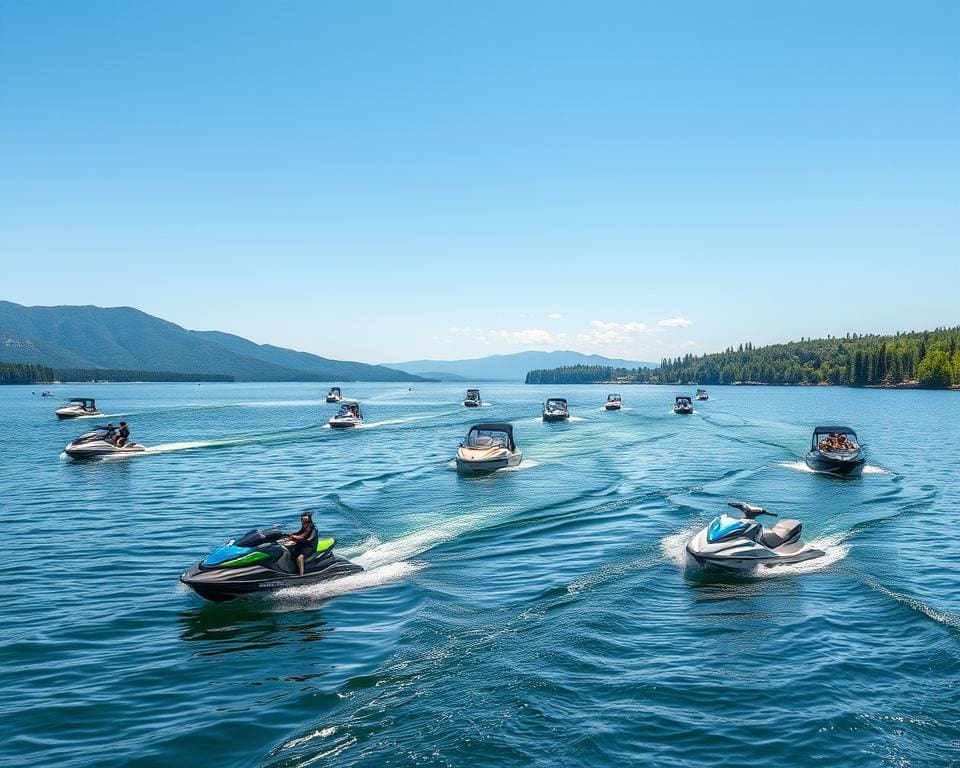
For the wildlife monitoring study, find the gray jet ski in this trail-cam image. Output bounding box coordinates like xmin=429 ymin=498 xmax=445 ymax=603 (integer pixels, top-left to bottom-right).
xmin=685 ymin=502 xmax=825 ymax=572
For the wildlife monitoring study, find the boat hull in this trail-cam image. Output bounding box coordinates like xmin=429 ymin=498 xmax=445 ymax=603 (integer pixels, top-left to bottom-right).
xmin=56 ymin=409 xmax=103 ymax=420
xmin=456 ymin=451 xmax=523 ymax=473
xmin=463 ymin=400 xmax=481 ymax=407
xmin=64 ymin=441 xmax=146 ymax=459
xmin=328 ymin=419 xmax=361 ymax=429
xmin=685 ymin=544 xmax=825 ymax=572
xmin=542 ymin=413 xmax=569 ymax=422
xmin=325 ymin=397 xmax=341 ymax=403
xmin=604 ymin=403 xmax=621 ymax=410
xmin=180 ymin=556 xmax=363 ymax=602
xmin=804 ymin=451 xmax=866 ymax=476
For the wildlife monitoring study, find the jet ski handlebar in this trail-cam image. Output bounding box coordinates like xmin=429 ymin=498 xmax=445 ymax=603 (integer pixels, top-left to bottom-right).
xmin=727 ymin=501 xmax=777 ymax=518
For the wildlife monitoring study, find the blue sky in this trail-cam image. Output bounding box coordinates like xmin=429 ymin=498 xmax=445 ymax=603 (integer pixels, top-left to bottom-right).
xmin=1 ymin=1 xmax=957 ymax=364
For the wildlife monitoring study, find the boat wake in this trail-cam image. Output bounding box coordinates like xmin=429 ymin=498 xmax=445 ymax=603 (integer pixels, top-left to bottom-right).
xmin=275 ymin=513 xmax=494 ymax=601
xmin=273 ymin=561 xmax=424 ymax=601
xmin=860 ymin=574 xmax=960 ymax=629
xmin=778 ymin=461 xmax=816 ymax=474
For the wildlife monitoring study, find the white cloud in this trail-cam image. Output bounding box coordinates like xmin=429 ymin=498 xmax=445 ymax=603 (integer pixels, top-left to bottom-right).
xmin=657 ymin=317 xmax=693 ymax=328
xmin=624 ymin=322 xmax=649 ymax=333
xmin=590 ymin=320 xmax=621 ymax=331
xmin=547 ymin=313 xmax=563 ymax=320
xmin=488 ymin=328 xmax=556 ymax=346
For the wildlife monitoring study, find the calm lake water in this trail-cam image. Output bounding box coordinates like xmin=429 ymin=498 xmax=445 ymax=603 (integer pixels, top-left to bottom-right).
xmin=3 ymin=383 xmax=959 ymax=767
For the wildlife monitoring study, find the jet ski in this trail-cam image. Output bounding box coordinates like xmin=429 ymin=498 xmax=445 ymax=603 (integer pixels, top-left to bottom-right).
xmin=64 ymin=425 xmax=146 ymax=459
xmin=463 ymin=388 xmax=482 ymax=407
xmin=805 ymin=426 xmax=866 ymax=476
xmin=674 ymin=395 xmax=694 ymax=414
xmin=180 ymin=526 xmax=363 ymax=602
xmin=325 ymin=386 xmax=342 ymax=403
xmin=685 ymin=502 xmax=825 ymax=572
xmin=56 ymin=397 xmax=103 ymax=420
xmin=328 ymin=401 xmax=363 ymax=428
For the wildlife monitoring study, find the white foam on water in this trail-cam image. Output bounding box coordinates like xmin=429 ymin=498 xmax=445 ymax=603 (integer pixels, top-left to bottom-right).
xmin=74 ymin=412 xmax=126 ymax=419
xmin=751 ymin=534 xmax=850 ymax=577
xmin=353 ymin=514 xmax=486 ymax=570
xmin=778 ymin=460 xmax=816 ymax=474
xmin=274 ymin=561 xmax=424 ymax=601
xmin=146 ymin=440 xmax=219 ymax=454
xmin=660 ymin=523 xmax=704 ymax=568
xmin=778 ymin=461 xmax=889 ymax=476
xmin=497 ymin=459 xmax=539 ymax=473
xmin=568 ymin=416 xmax=587 ymax=422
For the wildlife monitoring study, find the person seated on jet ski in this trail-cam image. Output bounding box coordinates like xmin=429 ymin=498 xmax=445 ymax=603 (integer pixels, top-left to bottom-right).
xmin=114 ymin=421 xmax=130 ymax=447
xmin=285 ymin=512 xmax=317 ymax=577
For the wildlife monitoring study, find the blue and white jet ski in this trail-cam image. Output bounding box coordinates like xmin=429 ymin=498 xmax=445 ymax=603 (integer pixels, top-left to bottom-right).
xmin=685 ymin=502 xmax=825 ymax=572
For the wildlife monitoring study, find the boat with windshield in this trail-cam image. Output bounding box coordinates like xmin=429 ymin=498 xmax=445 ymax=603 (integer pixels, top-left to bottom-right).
xmin=542 ymin=398 xmax=570 ymax=422
xmin=455 ymin=423 xmax=522 ymax=473
xmin=804 ymin=426 xmax=865 ymax=476
xmin=56 ymin=397 xmax=103 ymax=420
xmin=463 ymin=388 xmax=482 ymax=407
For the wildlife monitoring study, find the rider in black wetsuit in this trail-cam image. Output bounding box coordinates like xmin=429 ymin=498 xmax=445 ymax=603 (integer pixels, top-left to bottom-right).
xmin=287 ymin=512 xmax=317 ymax=576
xmin=115 ymin=421 xmax=130 ymax=447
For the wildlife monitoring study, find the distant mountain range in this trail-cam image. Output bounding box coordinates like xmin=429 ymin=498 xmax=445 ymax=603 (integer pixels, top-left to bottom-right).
xmin=0 ymin=301 xmax=424 ymax=382
xmin=387 ymin=351 xmax=658 ymax=381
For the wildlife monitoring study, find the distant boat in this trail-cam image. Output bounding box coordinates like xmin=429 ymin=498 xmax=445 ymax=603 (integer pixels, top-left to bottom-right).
xmin=674 ymin=396 xmax=694 ymax=415
xmin=55 ymin=397 xmax=103 ymax=420
xmin=696 ymin=389 xmax=709 ymax=401
xmin=604 ymin=394 xmax=622 ymax=410
xmin=40 ymin=390 xmax=55 ymax=397
xmin=325 ymin=386 xmax=342 ymax=403
xmin=463 ymin=388 xmax=482 ymax=407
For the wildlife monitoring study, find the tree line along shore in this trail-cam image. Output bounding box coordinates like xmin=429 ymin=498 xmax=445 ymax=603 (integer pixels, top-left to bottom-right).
xmin=0 ymin=362 xmax=233 ymax=385
xmin=525 ymin=328 xmax=960 ymax=390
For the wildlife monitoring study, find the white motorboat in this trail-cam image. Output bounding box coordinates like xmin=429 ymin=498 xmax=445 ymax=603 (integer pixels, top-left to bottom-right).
xmin=64 ymin=425 xmax=146 ymax=459
xmin=604 ymin=394 xmax=622 ymax=411
xmin=56 ymin=397 xmax=104 ymax=420
xmin=325 ymin=387 xmax=342 ymax=403
xmin=455 ymin=423 xmax=522 ymax=473
xmin=328 ymin=401 xmax=363 ymax=429
xmin=463 ymin=388 xmax=482 ymax=407
xmin=542 ymin=398 xmax=570 ymax=422
xmin=696 ymin=388 xmax=709 ymax=401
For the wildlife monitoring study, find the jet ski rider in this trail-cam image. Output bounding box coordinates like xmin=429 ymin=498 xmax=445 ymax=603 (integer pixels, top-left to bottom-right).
xmin=114 ymin=421 xmax=130 ymax=447
xmin=286 ymin=512 xmax=317 ymax=577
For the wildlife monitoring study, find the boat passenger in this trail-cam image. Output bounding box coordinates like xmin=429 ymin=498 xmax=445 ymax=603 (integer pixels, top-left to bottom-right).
xmin=115 ymin=421 xmax=130 ymax=447
xmin=286 ymin=512 xmax=317 ymax=577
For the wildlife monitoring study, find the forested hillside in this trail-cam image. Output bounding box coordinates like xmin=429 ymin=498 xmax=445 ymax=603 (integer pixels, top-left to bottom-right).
xmin=526 ymin=328 xmax=960 ymax=389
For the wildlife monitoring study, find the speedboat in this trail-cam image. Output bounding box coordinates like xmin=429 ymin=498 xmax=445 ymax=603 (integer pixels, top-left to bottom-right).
xmin=455 ymin=423 xmax=522 ymax=473
xmin=685 ymin=502 xmax=825 ymax=572
xmin=325 ymin=386 xmax=342 ymax=403
xmin=463 ymin=388 xmax=482 ymax=407
xmin=674 ymin=395 xmax=694 ymax=414
xmin=41 ymin=390 xmax=55 ymax=397
xmin=64 ymin=425 xmax=146 ymax=459
xmin=542 ymin=397 xmax=570 ymax=422
xmin=604 ymin=394 xmax=622 ymax=410
xmin=55 ymin=397 xmax=103 ymax=420
xmin=180 ymin=526 xmax=362 ymax=602
xmin=696 ymin=388 xmax=709 ymax=401
xmin=328 ymin=401 xmax=363 ymax=428
xmin=805 ymin=426 xmax=866 ymax=476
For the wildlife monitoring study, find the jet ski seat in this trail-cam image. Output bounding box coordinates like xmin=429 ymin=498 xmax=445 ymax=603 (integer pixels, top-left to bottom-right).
xmin=760 ymin=520 xmax=803 ymax=549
